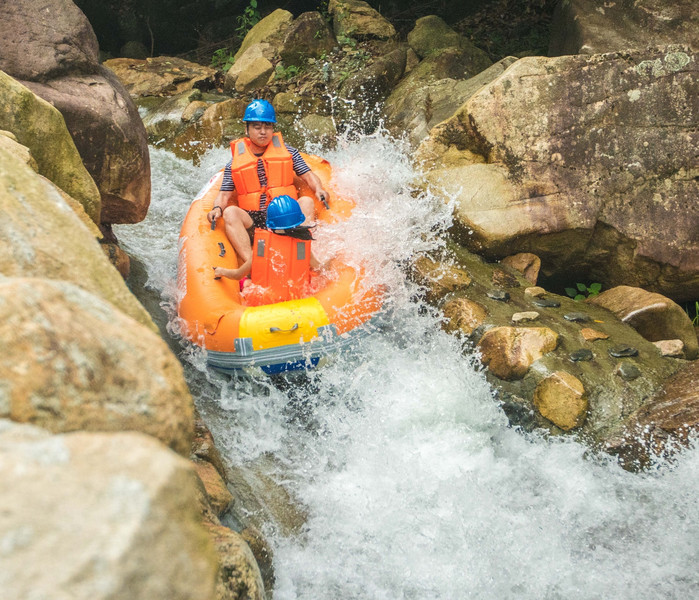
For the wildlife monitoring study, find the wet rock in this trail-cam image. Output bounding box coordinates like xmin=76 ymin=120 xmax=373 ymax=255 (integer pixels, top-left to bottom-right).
xmin=193 ymin=459 xmax=234 ymax=518
xmin=0 ymin=278 xmax=192 ymax=455
xmin=652 ymin=339 xmax=685 ymax=358
xmin=205 ymin=522 xmax=266 ymax=600
xmin=413 ymin=256 xmax=472 ymax=299
xmin=329 ymin=0 xmax=396 ymax=41
xmin=182 ymin=100 xmax=210 ymax=123
xmin=477 ymin=326 xmax=558 ymax=380
xmin=564 ymin=312 xmax=591 ymax=323
xmin=604 ymin=361 xmax=699 ymax=469
xmin=533 ymin=371 xmax=588 ymax=431
xmin=442 ymin=298 xmax=488 ymax=336
xmin=616 ymin=362 xmax=642 ymax=381
xmin=0 ymin=423 xmax=218 ymax=600
xmin=524 ymin=286 xmax=547 ymax=297
xmin=581 ymin=327 xmax=609 ymax=342
xmin=486 ymin=289 xmax=510 ymax=302
xmin=512 ymin=311 xmax=540 ymax=323
xmin=532 ymin=297 xmax=561 ymax=308
xmin=609 ymin=344 xmax=639 ymax=358
xmin=226 ymin=44 xmax=275 ymax=93
xmin=588 ymin=286 xmax=698 ymax=359
xmin=570 ymin=348 xmax=594 ymax=362
xmin=501 ymin=253 xmax=541 ymax=285
xmin=492 ymin=268 xmax=520 ymax=288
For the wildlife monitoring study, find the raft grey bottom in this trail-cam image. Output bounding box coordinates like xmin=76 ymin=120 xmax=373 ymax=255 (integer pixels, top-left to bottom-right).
xmin=206 ymin=323 xmax=372 ymax=375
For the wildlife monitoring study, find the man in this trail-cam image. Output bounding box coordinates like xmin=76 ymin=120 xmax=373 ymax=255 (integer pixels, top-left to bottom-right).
xmin=207 ymin=99 xmax=329 ymax=280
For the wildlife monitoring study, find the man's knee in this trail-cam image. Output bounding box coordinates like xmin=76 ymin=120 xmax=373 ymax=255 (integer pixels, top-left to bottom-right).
xmin=223 ymin=206 xmax=252 ymax=228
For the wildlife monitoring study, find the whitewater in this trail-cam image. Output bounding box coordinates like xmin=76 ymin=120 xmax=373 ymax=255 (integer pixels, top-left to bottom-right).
xmin=116 ymin=133 xmax=699 ymax=600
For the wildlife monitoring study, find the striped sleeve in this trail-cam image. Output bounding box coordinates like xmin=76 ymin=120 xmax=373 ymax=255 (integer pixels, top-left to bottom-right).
xmin=220 ymin=160 xmax=235 ymax=192
xmin=286 ymin=144 xmax=310 ymax=176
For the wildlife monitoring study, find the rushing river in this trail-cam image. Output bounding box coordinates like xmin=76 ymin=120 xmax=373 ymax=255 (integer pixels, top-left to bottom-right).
xmin=116 ymin=133 xmax=699 ymax=599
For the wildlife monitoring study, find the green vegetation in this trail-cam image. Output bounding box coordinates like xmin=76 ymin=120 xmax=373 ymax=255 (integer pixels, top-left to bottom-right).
xmin=235 ymin=0 xmax=260 ymax=38
xmin=210 ymin=47 xmax=235 ymax=72
xmin=565 ymin=282 xmax=602 ymax=301
xmin=683 ymin=300 xmax=699 ymax=326
xmin=275 ymin=63 xmax=302 ymax=80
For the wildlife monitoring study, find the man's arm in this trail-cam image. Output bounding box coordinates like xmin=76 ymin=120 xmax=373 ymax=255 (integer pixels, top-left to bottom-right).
xmin=299 ymin=170 xmax=329 ymax=208
xmin=207 ymin=189 xmax=237 ymax=223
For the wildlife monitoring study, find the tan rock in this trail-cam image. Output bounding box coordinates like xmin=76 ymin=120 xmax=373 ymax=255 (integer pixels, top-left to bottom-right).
xmin=0 ymin=423 xmax=217 ymax=600
xmin=512 ymin=311 xmax=540 ymax=323
xmin=581 ymin=327 xmax=609 ymax=342
xmin=477 ymin=326 xmax=558 ymax=380
xmin=330 ymin=0 xmax=396 ymax=40
xmin=501 ymin=253 xmax=541 ymax=285
xmin=589 ymin=286 xmax=698 ymax=359
xmin=181 ymin=100 xmax=210 ymax=123
xmin=205 ymin=521 xmax=266 ymax=600
xmin=524 ymin=286 xmax=546 ymax=297
xmin=652 ymin=339 xmax=685 ymax=358
xmin=533 ymin=371 xmax=588 ymax=430
xmin=0 ymin=145 xmax=153 ymax=328
xmin=0 ymin=278 xmax=192 ymax=456
xmin=104 ymin=56 xmax=216 ymax=98
xmin=234 ymin=9 xmax=294 ymax=61
xmin=0 ymin=70 xmax=101 ymax=223
xmin=442 ymin=298 xmax=488 ymax=335
xmin=194 ymin=459 xmax=234 ymax=517
xmin=413 ymin=256 xmax=471 ymax=298
xmin=421 ymin=48 xmax=699 ymax=301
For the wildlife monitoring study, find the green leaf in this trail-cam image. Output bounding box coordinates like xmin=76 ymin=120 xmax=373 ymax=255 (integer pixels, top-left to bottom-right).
xmin=565 ymin=287 xmax=577 ymax=297
xmin=574 ymin=294 xmax=585 ymax=301
xmin=576 ymin=283 xmax=587 ymax=292
xmin=589 ymin=282 xmax=602 ymax=293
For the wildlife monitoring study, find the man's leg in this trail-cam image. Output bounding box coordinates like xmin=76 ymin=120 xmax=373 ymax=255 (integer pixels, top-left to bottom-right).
xmin=216 ymin=206 xmax=254 ymax=279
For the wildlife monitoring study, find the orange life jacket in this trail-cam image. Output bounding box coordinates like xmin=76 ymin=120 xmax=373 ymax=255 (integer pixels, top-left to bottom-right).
xmin=230 ymin=132 xmax=298 ymax=212
xmin=248 ymin=229 xmax=312 ymax=304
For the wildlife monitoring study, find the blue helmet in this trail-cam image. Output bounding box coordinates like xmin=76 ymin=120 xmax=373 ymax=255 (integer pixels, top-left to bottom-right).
xmin=266 ymin=195 xmax=305 ymax=230
xmin=243 ymin=99 xmax=276 ymax=123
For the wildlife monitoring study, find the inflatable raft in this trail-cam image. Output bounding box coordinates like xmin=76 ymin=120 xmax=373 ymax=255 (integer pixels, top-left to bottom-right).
xmin=176 ymin=154 xmax=383 ymax=375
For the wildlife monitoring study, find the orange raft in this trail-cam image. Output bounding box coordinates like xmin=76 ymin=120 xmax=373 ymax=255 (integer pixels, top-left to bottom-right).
xmin=176 ymin=154 xmax=383 ymax=375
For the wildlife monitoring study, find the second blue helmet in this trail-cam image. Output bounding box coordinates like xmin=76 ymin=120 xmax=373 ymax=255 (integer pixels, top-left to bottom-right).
xmin=243 ymin=99 xmax=276 ymax=123
xmin=266 ymin=195 xmax=305 ymax=230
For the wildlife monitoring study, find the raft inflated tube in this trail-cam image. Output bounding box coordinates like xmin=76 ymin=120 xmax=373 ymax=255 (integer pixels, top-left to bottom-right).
xmin=176 ymin=154 xmax=383 ymax=374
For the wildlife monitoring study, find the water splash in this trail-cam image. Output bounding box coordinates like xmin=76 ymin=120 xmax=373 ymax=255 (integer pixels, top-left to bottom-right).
xmin=116 ymin=134 xmax=699 ymax=600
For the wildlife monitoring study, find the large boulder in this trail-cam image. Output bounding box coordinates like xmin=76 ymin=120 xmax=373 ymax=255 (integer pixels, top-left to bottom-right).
xmin=279 ymin=11 xmax=337 ymax=66
xmin=385 ymin=57 xmax=513 ymax=148
xmin=407 ymin=15 xmax=488 ymax=60
xmin=329 ymin=0 xmax=396 ymax=41
xmin=549 ymin=0 xmax=699 ymax=56
xmin=0 ymin=70 xmax=100 ymax=223
xmin=103 ymin=56 xmax=216 ymax=98
xmin=0 ymin=422 xmax=217 ymax=600
xmin=0 ymin=0 xmax=150 ymax=225
xmin=588 ymin=286 xmax=698 ymax=359
xmin=419 ymin=47 xmax=699 ymax=301
xmin=234 ymin=8 xmax=294 ymax=61
xmin=0 ymin=143 xmax=153 ymax=328
xmin=0 ymin=278 xmax=193 ymax=456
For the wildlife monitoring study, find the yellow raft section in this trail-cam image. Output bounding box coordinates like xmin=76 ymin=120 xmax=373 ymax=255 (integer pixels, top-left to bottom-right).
xmin=177 ymin=154 xmax=383 ymax=372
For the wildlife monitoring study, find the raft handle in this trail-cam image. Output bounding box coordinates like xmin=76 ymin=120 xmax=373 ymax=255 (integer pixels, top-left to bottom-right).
xmin=269 ymin=323 xmax=299 ymax=333
xmin=218 ymin=242 xmax=226 ymax=257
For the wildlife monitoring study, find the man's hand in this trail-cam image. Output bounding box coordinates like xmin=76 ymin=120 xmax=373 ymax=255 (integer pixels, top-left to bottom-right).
xmin=317 ymin=189 xmax=330 ymax=209
xmin=207 ymin=205 xmax=223 ymax=223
